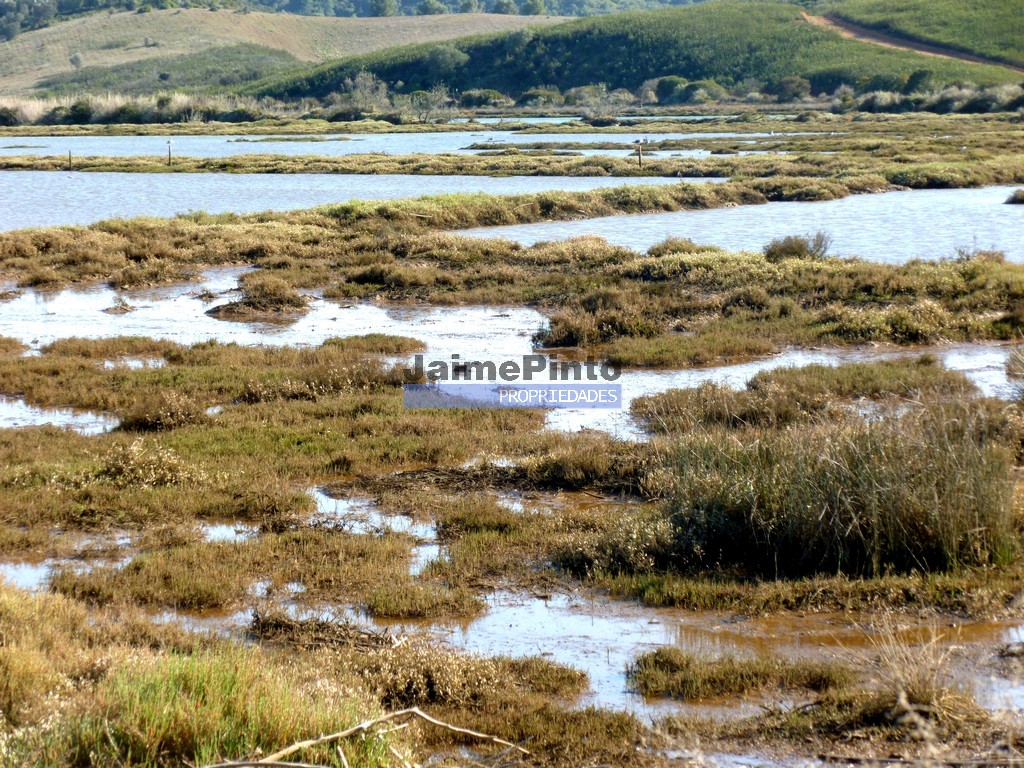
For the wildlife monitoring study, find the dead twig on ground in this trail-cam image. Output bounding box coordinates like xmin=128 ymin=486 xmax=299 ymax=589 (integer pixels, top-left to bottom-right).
xmin=201 ymin=706 xmax=530 ymax=768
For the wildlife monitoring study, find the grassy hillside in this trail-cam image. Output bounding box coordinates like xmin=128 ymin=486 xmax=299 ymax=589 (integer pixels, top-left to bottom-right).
xmin=256 ymin=1 xmax=1021 ymax=99
xmin=826 ymin=0 xmax=1024 ymax=69
xmin=0 ymin=8 xmax=563 ymax=94
xmin=36 ymin=44 xmax=303 ymax=95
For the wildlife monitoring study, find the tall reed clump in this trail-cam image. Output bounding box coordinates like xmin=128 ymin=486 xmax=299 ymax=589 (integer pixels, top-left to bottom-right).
xmin=653 ymin=403 xmax=1016 ymax=577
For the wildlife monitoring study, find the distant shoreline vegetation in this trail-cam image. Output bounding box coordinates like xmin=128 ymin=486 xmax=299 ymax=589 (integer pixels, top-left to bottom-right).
xmin=1 ymin=77 xmax=1023 ymax=131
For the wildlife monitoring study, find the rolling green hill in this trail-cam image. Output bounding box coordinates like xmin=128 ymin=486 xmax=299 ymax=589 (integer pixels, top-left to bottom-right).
xmin=0 ymin=8 xmax=563 ymax=94
xmin=255 ymin=1 xmax=1022 ymax=100
xmin=36 ymin=44 xmax=304 ymax=96
xmin=825 ymin=0 xmax=1024 ymax=69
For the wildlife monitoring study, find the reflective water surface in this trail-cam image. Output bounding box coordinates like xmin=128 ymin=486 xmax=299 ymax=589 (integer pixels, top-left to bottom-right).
xmin=0 ymin=129 xmax=788 ymax=159
xmin=0 ymin=173 xmax=689 ymax=230
xmin=461 ymin=186 xmax=1024 ymax=263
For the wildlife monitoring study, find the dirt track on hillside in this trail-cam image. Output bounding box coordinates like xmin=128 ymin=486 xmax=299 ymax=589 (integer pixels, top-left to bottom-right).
xmin=802 ymin=11 xmax=1024 ymax=74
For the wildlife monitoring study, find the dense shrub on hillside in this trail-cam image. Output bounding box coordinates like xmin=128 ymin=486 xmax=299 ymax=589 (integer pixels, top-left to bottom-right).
xmin=255 ymin=2 xmax=1018 ymax=99
xmin=36 ymin=44 xmax=301 ymax=97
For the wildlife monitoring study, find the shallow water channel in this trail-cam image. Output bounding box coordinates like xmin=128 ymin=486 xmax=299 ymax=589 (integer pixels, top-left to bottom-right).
xmin=461 ymin=185 xmax=1024 ymax=263
xmin=0 ymin=129 xmax=791 ymax=159
xmin=0 ymin=173 xmax=697 ymax=230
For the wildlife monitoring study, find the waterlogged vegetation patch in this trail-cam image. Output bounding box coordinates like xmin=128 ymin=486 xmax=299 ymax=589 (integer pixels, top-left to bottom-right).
xmin=2 ymin=111 xmax=1022 ymax=179
xmin=3 ymin=110 xmax=1024 ymax=765
xmin=4 ymin=202 xmax=1024 ymax=369
xmin=2 ymin=338 xmax=1024 ymax=762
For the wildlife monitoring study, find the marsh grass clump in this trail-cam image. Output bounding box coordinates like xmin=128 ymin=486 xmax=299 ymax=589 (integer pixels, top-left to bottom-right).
xmin=0 ymin=585 xmax=386 ymax=768
xmin=96 ymin=439 xmax=208 ymax=489
xmin=50 ymin=541 xmax=254 ymax=609
xmin=658 ymin=403 xmax=1016 ymax=577
xmin=646 ymin=237 xmax=709 ymax=257
xmin=208 ymin=273 xmax=307 ymax=319
xmin=627 ymin=647 xmax=852 ymax=701
xmin=43 ymin=336 xmax=180 ymax=360
xmin=118 ymin=391 xmax=210 ymax=432
xmin=763 ymin=231 xmax=832 ymax=262
xmin=698 ymin=620 xmax=991 ymax=747
xmin=0 ymin=335 xmax=26 ymax=356
xmin=238 ymin=272 xmax=306 ymax=310
xmin=867 ymin=621 xmax=978 ymax=721
xmin=365 ymin=583 xmax=484 ymax=619
xmin=17 ymin=266 xmax=64 ymax=289
xmin=634 ymin=357 xmax=976 ymax=432
xmin=322 ymin=333 xmax=425 ymax=355
xmin=436 ymin=494 xmax=525 ymax=538
xmin=537 ymin=305 xmax=662 ymax=347
xmin=603 ymin=330 xmax=776 ymax=367
xmin=51 ymin=529 xmax=432 ymax=612
xmin=521 ymin=433 xmax=653 ymax=493
xmin=565 ymin=402 xmax=1016 ymax=580
xmin=111 ymin=261 xmax=196 ymax=289
xmin=817 ymin=300 xmax=966 ymax=344
xmin=1009 ymin=347 xmax=1024 ymax=380
xmin=238 ymin=360 xmax=412 ymax=402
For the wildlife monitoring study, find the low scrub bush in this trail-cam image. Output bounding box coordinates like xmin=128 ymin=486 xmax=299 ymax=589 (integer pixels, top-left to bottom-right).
xmin=118 ymin=391 xmax=209 ymax=432
xmin=340 ymin=642 xmax=500 ymax=708
xmin=763 ymin=231 xmax=832 ymax=263
xmin=238 ymin=273 xmax=306 ymax=311
xmin=97 ymin=440 xmax=208 ymax=488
